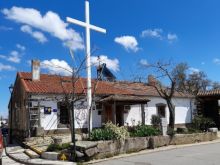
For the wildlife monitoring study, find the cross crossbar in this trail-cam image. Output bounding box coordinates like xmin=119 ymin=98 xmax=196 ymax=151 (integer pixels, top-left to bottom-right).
xmin=66 ymin=17 xmax=106 ymax=33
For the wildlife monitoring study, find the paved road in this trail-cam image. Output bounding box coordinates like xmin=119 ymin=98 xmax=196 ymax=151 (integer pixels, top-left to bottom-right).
xmin=94 ymin=142 xmax=220 ymax=165
xmin=2 ymin=150 xmax=23 ymax=165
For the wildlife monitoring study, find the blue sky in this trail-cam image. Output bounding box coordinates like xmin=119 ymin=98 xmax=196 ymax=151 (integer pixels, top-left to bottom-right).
xmin=1 ymin=0 xmax=220 ymax=117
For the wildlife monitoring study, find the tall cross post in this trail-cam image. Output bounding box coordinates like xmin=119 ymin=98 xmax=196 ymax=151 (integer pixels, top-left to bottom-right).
xmin=66 ymin=0 xmax=106 ymax=132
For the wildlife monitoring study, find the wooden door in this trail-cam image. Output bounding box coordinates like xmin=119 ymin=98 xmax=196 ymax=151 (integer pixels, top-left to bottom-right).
xmin=104 ymin=105 xmax=113 ymax=123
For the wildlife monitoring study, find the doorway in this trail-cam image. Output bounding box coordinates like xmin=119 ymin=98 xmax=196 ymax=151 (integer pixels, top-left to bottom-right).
xmin=58 ymin=102 xmax=69 ymax=125
xmin=116 ymin=105 xmax=124 ymax=126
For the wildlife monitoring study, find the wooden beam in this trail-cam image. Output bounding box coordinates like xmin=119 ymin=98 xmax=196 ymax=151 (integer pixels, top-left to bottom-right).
xmin=112 ymin=101 xmax=116 ymax=124
xmin=141 ymin=104 xmax=145 ymax=125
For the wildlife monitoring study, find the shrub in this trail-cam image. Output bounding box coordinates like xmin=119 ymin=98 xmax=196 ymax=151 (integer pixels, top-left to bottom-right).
xmin=151 ymin=115 xmax=161 ymax=128
xmin=90 ymin=122 xmax=129 ymax=141
xmin=130 ymin=124 xmax=161 ymax=137
xmin=89 ymin=128 xmax=114 ymax=141
xmin=167 ymin=127 xmax=175 ymax=137
xmin=176 ymin=127 xmax=188 ymax=134
xmin=47 ymin=143 xmax=71 ymax=152
xmin=192 ymin=115 xmax=216 ymax=131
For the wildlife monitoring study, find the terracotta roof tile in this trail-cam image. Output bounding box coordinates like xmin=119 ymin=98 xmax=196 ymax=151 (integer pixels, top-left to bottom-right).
xmin=198 ymin=89 xmax=220 ymax=97
xmin=17 ymin=72 xmax=191 ymax=98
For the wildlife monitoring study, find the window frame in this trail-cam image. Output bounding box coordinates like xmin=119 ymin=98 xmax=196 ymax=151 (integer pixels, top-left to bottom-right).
xmin=156 ymin=103 xmax=166 ymax=118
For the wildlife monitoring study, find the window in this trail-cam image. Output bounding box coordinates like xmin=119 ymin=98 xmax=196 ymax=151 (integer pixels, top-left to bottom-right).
xmin=156 ymin=103 xmax=166 ymax=118
xmin=96 ymin=103 xmax=102 ymax=110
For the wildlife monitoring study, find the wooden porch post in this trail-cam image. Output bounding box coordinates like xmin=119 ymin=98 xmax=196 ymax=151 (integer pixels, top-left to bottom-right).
xmin=112 ymin=101 xmax=116 ymax=124
xmin=141 ymin=104 xmax=145 ymax=125
xmin=101 ymin=103 xmax=105 ymax=126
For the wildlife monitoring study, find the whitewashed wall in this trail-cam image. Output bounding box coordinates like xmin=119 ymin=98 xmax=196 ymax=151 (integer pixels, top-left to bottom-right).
xmin=31 ymin=94 xmax=195 ymax=130
xmin=31 ymin=95 xmax=102 ymax=130
xmin=145 ymin=96 xmax=195 ymax=125
xmin=74 ymin=99 xmax=88 ymax=129
xmin=74 ymin=98 xmax=102 ymax=128
xmin=92 ymin=108 xmax=102 ymax=128
xmin=124 ymin=105 xmax=142 ymax=126
xmin=32 ymin=98 xmax=58 ymax=130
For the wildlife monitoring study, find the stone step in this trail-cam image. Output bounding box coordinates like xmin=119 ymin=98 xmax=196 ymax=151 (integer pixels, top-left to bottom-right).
xmin=24 ymin=149 xmax=40 ymax=159
xmin=29 ymin=145 xmax=44 ymax=155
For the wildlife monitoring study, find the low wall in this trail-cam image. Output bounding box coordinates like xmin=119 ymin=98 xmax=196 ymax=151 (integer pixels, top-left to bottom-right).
xmin=93 ymin=132 xmax=217 ymax=159
xmin=40 ymin=132 xmax=217 ymax=161
xmin=95 ymin=137 xmax=150 ymax=159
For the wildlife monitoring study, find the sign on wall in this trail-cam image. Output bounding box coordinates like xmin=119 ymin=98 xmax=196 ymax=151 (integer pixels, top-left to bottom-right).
xmin=44 ymin=107 xmax=52 ymax=114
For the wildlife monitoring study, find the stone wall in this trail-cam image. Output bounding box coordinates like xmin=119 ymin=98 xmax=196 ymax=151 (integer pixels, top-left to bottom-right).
xmin=91 ymin=132 xmax=217 ymax=159
xmin=10 ymin=74 xmax=29 ymax=139
xmin=39 ymin=132 xmax=217 ymax=161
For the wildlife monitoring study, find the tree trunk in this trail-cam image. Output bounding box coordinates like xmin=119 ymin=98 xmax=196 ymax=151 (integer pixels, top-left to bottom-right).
xmin=166 ymin=99 xmax=175 ymax=129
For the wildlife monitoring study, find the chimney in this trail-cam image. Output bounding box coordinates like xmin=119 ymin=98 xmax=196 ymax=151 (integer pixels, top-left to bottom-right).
xmin=32 ymin=60 xmax=40 ymax=81
xmin=148 ymin=75 xmax=156 ymax=86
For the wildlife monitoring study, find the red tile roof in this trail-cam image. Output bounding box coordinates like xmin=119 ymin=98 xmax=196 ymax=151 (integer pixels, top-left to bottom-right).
xmin=197 ymin=89 xmax=220 ymax=97
xmin=17 ymin=72 xmax=192 ymax=98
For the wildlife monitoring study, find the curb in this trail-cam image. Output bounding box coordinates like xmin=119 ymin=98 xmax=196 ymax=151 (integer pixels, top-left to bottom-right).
xmin=86 ymin=138 xmax=220 ymax=164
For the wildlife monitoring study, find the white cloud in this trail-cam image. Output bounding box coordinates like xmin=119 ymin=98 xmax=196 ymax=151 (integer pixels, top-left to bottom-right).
xmin=141 ymin=28 xmax=178 ymax=43
xmin=0 ymin=51 xmax=21 ymax=63
xmin=8 ymin=51 xmax=21 ymax=63
xmin=21 ymin=25 xmax=48 ymax=43
xmin=0 ymin=55 xmax=6 ymax=60
xmin=139 ymin=59 xmax=149 ymax=67
xmin=213 ymin=58 xmax=220 ymax=65
xmin=16 ymin=44 xmax=26 ymax=51
xmin=2 ymin=6 xmax=84 ymax=51
xmin=0 ymin=63 xmax=15 ymax=71
xmin=141 ymin=28 xmax=163 ymax=39
xmin=114 ymin=36 xmax=139 ymax=52
xmin=189 ymin=67 xmax=200 ymax=73
xmin=167 ymin=33 xmax=178 ymax=42
xmin=41 ymin=59 xmax=72 ymax=76
xmin=91 ymin=55 xmax=119 ymax=72
xmin=0 ymin=26 xmax=13 ymax=31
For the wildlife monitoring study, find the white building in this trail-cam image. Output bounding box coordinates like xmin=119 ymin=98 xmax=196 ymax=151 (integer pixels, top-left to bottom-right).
xmin=9 ymin=61 xmax=195 ymax=139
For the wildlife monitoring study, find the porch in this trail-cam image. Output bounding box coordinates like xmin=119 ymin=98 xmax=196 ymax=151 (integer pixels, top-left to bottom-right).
xmin=99 ymin=95 xmax=150 ymax=126
xmin=197 ymin=90 xmax=220 ymax=128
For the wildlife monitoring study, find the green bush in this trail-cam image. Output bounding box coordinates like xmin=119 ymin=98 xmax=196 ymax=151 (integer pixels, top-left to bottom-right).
xmin=151 ymin=115 xmax=161 ymax=128
xmin=176 ymin=127 xmax=188 ymax=134
xmin=90 ymin=122 xmax=129 ymax=141
xmin=47 ymin=143 xmax=70 ymax=152
xmin=192 ymin=115 xmax=216 ymax=131
xmin=89 ymin=128 xmax=114 ymax=141
xmin=167 ymin=127 xmax=175 ymax=137
xmin=130 ymin=124 xmax=161 ymax=137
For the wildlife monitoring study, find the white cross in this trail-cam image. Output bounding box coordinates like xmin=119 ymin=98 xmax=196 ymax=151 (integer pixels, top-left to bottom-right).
xmin=66 ymin=0 xmax=106 ymax=132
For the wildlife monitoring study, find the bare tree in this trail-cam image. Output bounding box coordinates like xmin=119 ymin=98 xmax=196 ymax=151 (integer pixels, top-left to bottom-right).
xmin=211 ymin=81 xmax=220 ymax=90
xmin=145 ymin=61 xmax=188 ymax=130
xmin=186 ymin=71 xmax=210 ymax=95
xmin=41 ymin=47 xmax=102 ymax=160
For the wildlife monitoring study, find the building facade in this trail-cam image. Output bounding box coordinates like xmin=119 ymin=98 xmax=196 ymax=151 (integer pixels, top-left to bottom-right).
xmin=9 ymin=62 xmax=195 ymax=139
